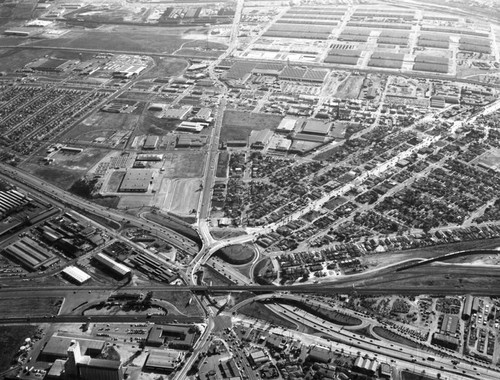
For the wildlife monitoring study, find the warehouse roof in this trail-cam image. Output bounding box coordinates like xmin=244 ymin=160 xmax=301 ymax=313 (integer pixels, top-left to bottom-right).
xmin=145 ymin=349 xmax=182 ymax=370
xmin=95 ymin=253 xmax=131 ymax=276
xmin=62 ymin=266 xmax=91 ymax=284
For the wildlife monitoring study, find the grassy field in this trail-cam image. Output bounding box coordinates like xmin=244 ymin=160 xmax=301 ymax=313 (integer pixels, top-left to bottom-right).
xmin=372 ymin=326 xmax=422 ymax=349
xmin=221 ymin=110 xmax=283 ymax=141
xmin=211 ymin=228 xmax=247 ymax=240
xmin=271 ymin=298 xmax=362 ymax=326
xmin=216 ymin=244 xmax=255 ymax=265
xmin=64 ymin=112 xmax=140 ymax=141
xmin=0 ymin=325 xmax=39 ymax=373
xmin=105 ymin=171 xmax=126 ymax=193
xmin=139 ymin=57 xmax=188 ymax=80
xmin=401 ymin=370 xmax=437 ymax=380
xmin=240 ymin=302 xmax=297 ymax=329
xmin=0 ymin=297 xmax=62 ymax=318
xmin=216 ymin=151 xmax=229 ymax=178
xmin=175 ymin=48 xmax=225 ymax=58
xmin=202 ymin=266 xmax=234 ymax=286
xmin=152 ymin=291 xmax=203 ymax=316
xmin=142 ymin=211 xmax=202 ymax=245
xmin=161 ymin=151 xmax=205 ymax=178
xmin=23 ymin=148 xmax=109 ymax=190
xmin=136 ymin=114 xmax=179 ymax=136
xmin=28 ymin=25 xmax=190 ymax=54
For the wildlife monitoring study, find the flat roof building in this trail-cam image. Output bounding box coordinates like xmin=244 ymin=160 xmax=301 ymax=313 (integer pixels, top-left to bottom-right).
xmin=94 ymin=253 xmax=131 ymax=278
xmin=144 ymin=349 xmax=183 ymax=373
xmin=40 ymin=335 xmax=105 ymax=362
xmin=177 ymin=121 xmax=207 ymax=133
xmin=302 ymin=120 xmax=332 ymax=135
xmin=146 ymin=325 xmax=197 ymax=350
xmin=119 ymin=170 xmax=155 ymax=192
xmin=143 ymin=136 xmax=159 ymax=150
xmin=276 ymin=117 xmax=298 ymax=133
xmin=162 ymin=106 xmax=192 ymax=120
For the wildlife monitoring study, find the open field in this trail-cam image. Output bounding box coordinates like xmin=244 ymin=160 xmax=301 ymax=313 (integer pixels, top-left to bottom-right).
xmin=334 ymin=74 xmax=365 ymax=99
xmin=65 ymin=111 xmax=141 ymax=142
xmin=23 ymin=148 xmax=109 ymax=189
xmin=27 ymin=25 xmax=192 ymax=54
xmin=153 ymin=291 xmax=203 ymax=316
xmin=161 ymin=151 xmax=205 ymax=178
xmin=211 ymin=228 xmax=247 ymax=239
xmin=0 ymin=47 xmax=94 ymax=73
xmin=222 ymin=110 xmax=283 ymax=141
xmin=136 ymin=114 xmax=179 ymax=136
xmin=0 ymin=297 xmax=62 ymax=318
xmin=0 ymin=325 xmax=39 ymax=373
xmin=138 ymin=57 xmax=188 ymax=80
xmin=155 ymin=177 xmax=201 ymax=217
xmin=216 ymin=244 xmax=255 ymax=265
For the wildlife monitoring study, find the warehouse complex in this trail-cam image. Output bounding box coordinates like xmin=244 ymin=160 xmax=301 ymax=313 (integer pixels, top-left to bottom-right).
xmin=3 ymin=237 xmax=59 ymax=271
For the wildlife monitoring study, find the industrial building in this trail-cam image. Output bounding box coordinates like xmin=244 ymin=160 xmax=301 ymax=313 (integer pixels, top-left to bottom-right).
xmin=62 ymin=266 xmax=91 ymax=285
xmin=249 ymin=350 xmax=269 ymax=366
xmin=162 ymin=106 xmax=192 ymax=120
xmin=136 ymin=154 xmax=163 ymax=161
xmin=354 ymin=356 xmax=378 ymax=375
xmin=119 ymin=170 xmax=155 ymax=192
xmin=3 ymin=237 xmax=59 ymax=271
xmin=0 ymin=189 xmax=28 ymax=218
xmin=148 ymin=103 xmax=166 ymax=112
xmin=46 ymin=340 xmax=124 ymax=380
xmin=301 ymin=119 xmax=333 ymax=135
xmin=28 ymin=58 xmax=71 ymax=72
xmin=112 ymin=64 xmax=146 ymax=79
xmin=144 ymin=349 xmax=184 ymax=373
xmin=432 ymin=332 xmax=460 ymax=350
xmin=276 ymin=117 xmax=298 ymax=133
xmin=308 ymin=346 xmax=332 ymax=363
xmin=143 ymin=136 xmax=160 ymax=150
xmin=94 ymin=253 xmax=131 ymax=278
xmin=40 ymin=335 xmax=105 ymax=362
xmin=146 ymin=325 xmax=196 ymax=350
xmin=176 ymin=135 xmax=208 ymax=148
xmin=176 ymin=121 xmax=207 ymax=133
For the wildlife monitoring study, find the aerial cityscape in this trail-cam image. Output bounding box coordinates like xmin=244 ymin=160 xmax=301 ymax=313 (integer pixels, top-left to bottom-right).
xmin=0 ymin=0 xmax=500 ymax=379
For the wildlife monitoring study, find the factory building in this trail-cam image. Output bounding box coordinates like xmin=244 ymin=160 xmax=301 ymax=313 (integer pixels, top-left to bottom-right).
xmin=62 ymin=266 xmax=91 ymax=285
xmin=94 ymin=253 xmax=131 ymax=278
xmin=176 ymin=121 xmax=207 ymax=133
xmin=119 ymin=170 xmax=155 ymax=192
xmin=136 ymin=154 xmax=163 ymax=161
xmin=146 ymin=325 xmax=196 ymax=350
xmin=143 ymin=136 xmax=159 ymax=150
xmin=3 ymin=237 xmax=59 ymax=271
xmin=0 ymin=189 xmax=28 ymax=218
xmin=301 ymin=119 xmax=332 ymax=135
xmin=40 ymin=335 xmax=105 ymax=362
xmin=144 ymin=349 xmax=184 ymax=373
xmin=354 ymin=356 xmax=378 ymax=375
xmin=46 ymin=340 xmax=123 ymax=380
xmin=276 ymin=117 xmax=298 ymax=133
